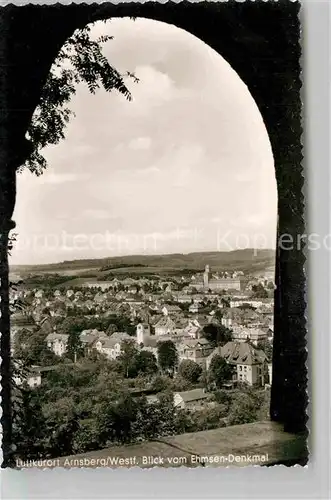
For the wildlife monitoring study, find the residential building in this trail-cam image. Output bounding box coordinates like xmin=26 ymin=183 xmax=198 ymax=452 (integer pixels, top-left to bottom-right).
xmin=162 ymin=305 xmax=181 ymax=316
xmin=45 ymin=332 xmax=68 ymax=356
xmin=81 ymin=281 xmax=112 ymax=291
xmin=14 ymin=364 xmax=75 ymax=388
xmin=13 ymin=366 xmax=42 ymax=388
xmin=154 ymin=316 xmax=176 ymax=336
xmin=190 ymin=315 xmax=211 ymax=329
xmin=229 ymin=298 xmax=273 ymax=309
xmin=189 ymin=303 xmax=199 ymax=314
xmin=93 ymin=332 xmax=132 ymax=360
xmin=206 ymin=341 xmax=268 ymax=387
xmin=178 ymin=338 xmax=214 ymax=367
xmin=183 ymin=324 xmax=201 ymax=339
xmin=175 ymin=295 xmax=192 ymax=304
xmin=173 ymin=389 xmax=210 ymax=410
xmin=231 ymin=326 xmax=268 ymax=345
xmin=80 ymin=329 xmax=105 ymax=355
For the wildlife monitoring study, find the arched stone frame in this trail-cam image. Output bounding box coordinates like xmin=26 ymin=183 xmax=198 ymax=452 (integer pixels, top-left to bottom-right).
xmin=0 ymin=1 xmax=306 ymax=466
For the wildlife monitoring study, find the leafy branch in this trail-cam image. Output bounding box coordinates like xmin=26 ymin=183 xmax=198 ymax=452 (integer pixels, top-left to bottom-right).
xmin=21 ymin=21 xmax=138 ymax=175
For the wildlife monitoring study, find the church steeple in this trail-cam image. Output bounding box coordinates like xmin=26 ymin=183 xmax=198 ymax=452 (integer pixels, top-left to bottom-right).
xmin=203 ymin=264 xmax=209 ymax=288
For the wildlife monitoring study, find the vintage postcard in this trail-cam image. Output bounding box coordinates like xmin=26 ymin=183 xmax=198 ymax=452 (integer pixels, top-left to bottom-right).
xmin=0 ymin=1 xmax=307 ymax=470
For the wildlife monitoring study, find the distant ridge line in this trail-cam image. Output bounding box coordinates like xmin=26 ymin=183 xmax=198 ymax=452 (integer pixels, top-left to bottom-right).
xmin=10 ymin=248 xmax=275 ymax=272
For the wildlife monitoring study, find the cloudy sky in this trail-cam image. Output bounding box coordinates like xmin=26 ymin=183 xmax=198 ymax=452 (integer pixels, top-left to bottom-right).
xmin=11 ymin=17 xmax=277 ymax=265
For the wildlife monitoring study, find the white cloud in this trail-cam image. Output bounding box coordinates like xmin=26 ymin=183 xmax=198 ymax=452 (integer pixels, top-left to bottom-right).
xmin=83 ymin=209 xmax=114 ymax=220
xmin=38 ymin=172 xmax=89 ymax=185
xmin=134 ymin=166 xmax=161 ymax=176
xmin=11 ymin=18 xmax=277 ymax=265
xmin=127 ymin=65 xmax=176 ymax=110
xmin=128 ymin=136 xmax=151 ymax=150
xmin=173 ymin=165 xmax=192 ymax=187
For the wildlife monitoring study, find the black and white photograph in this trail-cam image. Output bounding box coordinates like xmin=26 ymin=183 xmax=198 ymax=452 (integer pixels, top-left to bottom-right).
xmin=0 ymin=1 xmax=307 ymax=471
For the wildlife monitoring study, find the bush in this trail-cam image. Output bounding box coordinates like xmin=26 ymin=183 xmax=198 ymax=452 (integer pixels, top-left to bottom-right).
xmin=190 ymin=406 xmax=226 ymax=432
xmin=213 ymin=390 xmax=231 ymax=407
xmin=227 ymin=393 xmax=258 ymax=426
xmin=178 ymin=360 xmax=202 ymax=384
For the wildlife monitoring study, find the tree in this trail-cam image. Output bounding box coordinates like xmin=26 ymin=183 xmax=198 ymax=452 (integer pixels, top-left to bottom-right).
xmin=208 ymin=355 xmax=234 ymax=388
xmin=134 ymin=351 xmax=158 ymax=375
xmin=59 ymin=316 xmax=86 ymax=336
xmin=72 ymin=418 xmax=100 ymax=454
xmin=190 ymin=406 xmax=227 ymax=432
xmin=106 ymin=323 xmax=117 ymax=335
xmin=202 ymin=323 xmax=233 ymax=347
xmin=227 ymin=392 xmax=259 ymax=426
xmin=13 ymin=328 xmax=58 ymax=367
xmin=213 ymin=309 xmax=223 ymax=322
xmin=238 ymin=303 xmax=256 ymax=310
xmin=67 ymin=330 xmax=84 ymax=362
xmin=150 ymin=375 xmax=172 ymax=393
xmin=117 ymin=340 xmax=139 ymax=378
xmin=97 ymin=393 xmax=138 ymax=445
xmin=178 ymin=360 xmax=202 ymax=384
xmin=251 ymin=283 xmax=268 ymax=299
xmin=21 ymin=22 xmax=138 ymax=175
xmin=42 ymin=396 xmax=80 ymax=457
xmin=213 ymin=389 xmax=232 ymax=408
xmin=157 ymin=341 xmax=178 ymax=375
xmin=220 ymin=297 xmax=230 ymax=308
xmin=256 ymin=339 xmax=273 ymax=361
xmin=12 ymin=386 xmax=48 ymax=460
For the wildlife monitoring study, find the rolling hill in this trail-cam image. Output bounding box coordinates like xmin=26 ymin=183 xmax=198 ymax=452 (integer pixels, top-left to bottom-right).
xmin=10 ymin=249 xmax=275 ymax=279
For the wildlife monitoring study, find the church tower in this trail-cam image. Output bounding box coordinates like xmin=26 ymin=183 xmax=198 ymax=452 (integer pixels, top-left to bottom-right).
xmin=136 ymin=323 xmax=151 ymax=346
xmin=203 ymin=264 xmax=210 ymax=288
xmin=136 ymin=324 xmax=145 ymax=345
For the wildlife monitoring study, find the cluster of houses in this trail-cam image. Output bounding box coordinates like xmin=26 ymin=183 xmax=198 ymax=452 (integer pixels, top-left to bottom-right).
xmin=11 ymin=266 xmax=274 ymax=393
xmin=43 ymin=316 xmax=272 ymax=389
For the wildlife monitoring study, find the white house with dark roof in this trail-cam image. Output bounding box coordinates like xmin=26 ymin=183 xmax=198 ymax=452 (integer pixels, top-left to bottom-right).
xmin=45 ymin=332 xmax=68 ymax=356
xmin=229 ymin=298 xmax=272 ymax=309
xmin=191 ymin=315 xmax=211 ymax=329
xmin=178 ymin=338 xmax=214 ymax=367
xmin=154 ymin=316 xmax=176 ymax=336
xmin=231 ymin=326 xmax=268 ymax=345
xmin=206 ymin=341 xmax=268 ymax=387
xmin=173 ymin=388 xmax=210 ymax=410
xmin=188 ymin=303 xmax=199 ymax=314
xmin=80 ymin=329 xmax=105 ymax=354
xmin=183 ymin=324 xmax=201 ymax=339
xmin=93 ymin=332 xmax=132 ymax=360
xmin=162 ymin=305 xmax=181 ymax=316
xmin=175 ymin=294 xmax=192 ymax=303
xmin=14 ymin=364 xmax=75 ymax=388
xmin=34 ymin=289 xmax=44 ymax=299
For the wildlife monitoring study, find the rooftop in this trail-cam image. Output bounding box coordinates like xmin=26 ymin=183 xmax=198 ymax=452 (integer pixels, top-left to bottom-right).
xmin=221 ymin=341 xmax=267 ymax=365
xmin=175 ymin=388 xmax=209 ymax=402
